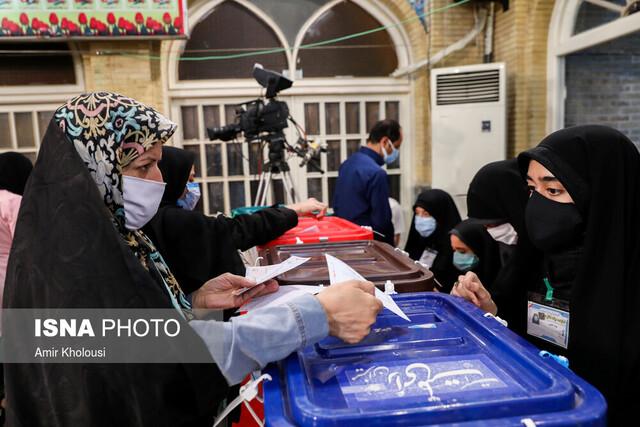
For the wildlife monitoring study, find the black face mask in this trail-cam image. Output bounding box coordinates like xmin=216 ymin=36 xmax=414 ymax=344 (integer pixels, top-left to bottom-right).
xmin=525 ymin=191 xmax=584 ymax=253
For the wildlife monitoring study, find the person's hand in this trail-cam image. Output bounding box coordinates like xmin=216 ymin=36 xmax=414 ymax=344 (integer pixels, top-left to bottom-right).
xmin=450 ymin=271 xmax=497 ymax=315
xmin=315 ymin=280 xmax=383 ymax=344
xmin=286 ymin=197 xmax=327 ymax=218
xmin=191 ymin=273 xmax=279 ymax=309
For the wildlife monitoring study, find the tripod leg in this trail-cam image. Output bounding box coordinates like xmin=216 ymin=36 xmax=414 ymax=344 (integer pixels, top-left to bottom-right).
xmin=260 ymin=172 xmax=272 ymax=206
xmin=280 ymin=173 xmax=292 ymax=205
xmin=255 ymin=172 xmax=266 ymax=206
xmin=282 ymin=171 xmax=299 ymax=204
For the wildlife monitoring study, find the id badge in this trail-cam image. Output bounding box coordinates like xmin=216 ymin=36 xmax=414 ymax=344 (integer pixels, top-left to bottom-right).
xmin=419 ymin=248 xmax=438 ymax=269
xmin=527 ymin=292 xmax=570 ymax=349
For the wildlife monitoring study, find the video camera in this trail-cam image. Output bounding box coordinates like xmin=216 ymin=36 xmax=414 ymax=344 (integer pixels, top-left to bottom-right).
xmin=207 ymin=64 xmax=291 ymax=142
xmin=206 ymin=64 xmax=324 ymax=173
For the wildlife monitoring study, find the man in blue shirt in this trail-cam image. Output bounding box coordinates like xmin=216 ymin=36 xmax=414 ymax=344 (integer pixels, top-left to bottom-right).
xmin=333 ymin=119 xmax=403 ymax=246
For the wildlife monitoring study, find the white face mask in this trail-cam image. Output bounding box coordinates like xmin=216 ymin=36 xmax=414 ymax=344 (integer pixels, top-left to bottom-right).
xmin=486 ymin=222 xmax=518 ymax=245
xmin=122 ymin=175 xmax=166 ymax=230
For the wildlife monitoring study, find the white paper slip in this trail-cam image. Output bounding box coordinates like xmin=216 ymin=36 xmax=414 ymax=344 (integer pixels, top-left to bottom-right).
xmin=235 ymin=256 xmax=311 ymax=296
xmin=324 ymin=254 xmax=410 ymax=322
xmin=325 ymin=253 xmax=366 ymax=284
xmin=238 ymin=285 xmax=324 ymax=312
xmin=374 ymin=288 xmax=411 ymax=322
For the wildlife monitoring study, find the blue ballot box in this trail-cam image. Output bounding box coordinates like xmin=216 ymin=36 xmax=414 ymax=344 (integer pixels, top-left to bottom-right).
xmin=263 ymin=293 xmax=606 ymax=426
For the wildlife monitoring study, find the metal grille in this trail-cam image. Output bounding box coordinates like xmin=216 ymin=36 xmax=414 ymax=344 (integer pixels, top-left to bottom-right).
xmin=436 ymin=69 xmax=500 ymax=105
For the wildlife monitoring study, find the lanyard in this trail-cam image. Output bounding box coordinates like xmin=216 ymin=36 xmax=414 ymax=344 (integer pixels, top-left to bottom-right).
xmin=543 ymin=277 xmax=554 ymax=302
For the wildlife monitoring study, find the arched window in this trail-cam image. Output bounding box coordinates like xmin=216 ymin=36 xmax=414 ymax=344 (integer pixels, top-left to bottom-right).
xmin=178 ymin=1 xmax=288 ymax=80
xmin=573 ymin=0 xmax=627 ymax=35
xmin=297 ymin=1 xmax=398 ymax=78
xmin=169 ymin=0 xmax=412 ymax=219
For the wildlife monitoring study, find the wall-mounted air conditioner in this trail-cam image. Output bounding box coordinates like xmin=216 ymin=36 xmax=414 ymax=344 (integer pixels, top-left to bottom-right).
xmin=430 ymin=62 xmax=507 ymax=216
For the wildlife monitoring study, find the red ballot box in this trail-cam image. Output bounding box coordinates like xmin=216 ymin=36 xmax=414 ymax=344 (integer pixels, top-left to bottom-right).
xmin=261 ymin=216 xmax=373 ymax=248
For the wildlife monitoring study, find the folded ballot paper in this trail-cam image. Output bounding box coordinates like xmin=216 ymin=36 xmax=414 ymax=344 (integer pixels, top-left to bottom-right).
xmin=233 ymin=256 xmax=310 ymax=296
xmin=239 ymin=254 xmax=410 ymax=322
xmin=325 ymin=254 xmax=410 ymax=322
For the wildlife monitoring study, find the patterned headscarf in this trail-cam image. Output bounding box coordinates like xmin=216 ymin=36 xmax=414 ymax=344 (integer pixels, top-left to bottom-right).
xmin=54 ymin=92 xmax=191 ymax=312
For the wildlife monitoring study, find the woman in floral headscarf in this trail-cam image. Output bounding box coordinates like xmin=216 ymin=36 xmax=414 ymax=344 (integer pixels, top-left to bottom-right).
xmin=3 ymin=92 xmax=380 ymax=426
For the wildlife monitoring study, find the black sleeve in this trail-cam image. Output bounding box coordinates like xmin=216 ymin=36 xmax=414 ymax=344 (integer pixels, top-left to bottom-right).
xmin=220 ymin=207 xmax=299 ymax=251
xmin=145 ymin=208 xmax=216 ymax=295
xmin=146 ymin=207 xmax=298 ymax=294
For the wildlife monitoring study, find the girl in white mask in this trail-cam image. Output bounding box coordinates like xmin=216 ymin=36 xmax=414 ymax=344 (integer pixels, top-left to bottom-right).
xmin=465 ymin=159 xmax=540 ymax=334
xmin=467 ymin=159 xmax=530 ymax=264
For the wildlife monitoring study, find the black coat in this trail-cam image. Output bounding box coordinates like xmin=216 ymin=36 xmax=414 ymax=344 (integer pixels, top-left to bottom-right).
xmin=405 ymin=189 xmax=461 ymax=291
xmin=144 ymin=146 xmax=298 ymax=295
xmin=4 ymin=122 xmax=227 ymax=427
xmin=518 ymin=125 xmax=640 ymax=425
xmin=0 ymin=152 xmax=32 ymax=195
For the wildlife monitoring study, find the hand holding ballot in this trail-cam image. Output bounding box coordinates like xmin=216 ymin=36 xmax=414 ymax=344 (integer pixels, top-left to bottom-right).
xmin=316 ymin=280 xmax=383 ymax=344
xmin=240 ymin=279 xmax=382 ymax=344
xmin=231 ymin=251 xmax=411 ymax=344
xmin=325 ymin=254 xmax=411 ymax=321
xmin=235 ymin=255 xmax=310 ymax=296
xmin=239 ymin=253 xmax=411 ymax=322
xmin=191 ymin=273 xmax=279 ymax=309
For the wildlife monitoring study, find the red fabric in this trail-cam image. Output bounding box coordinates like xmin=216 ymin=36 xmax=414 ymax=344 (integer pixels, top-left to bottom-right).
xmin=232 ymin=376 xmax=264 ymax=427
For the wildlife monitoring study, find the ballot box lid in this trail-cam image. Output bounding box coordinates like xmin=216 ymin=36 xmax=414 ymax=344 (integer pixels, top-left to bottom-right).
xmin=262 ymin=217 xmax=373 ymax=248
xmin=264 ymin=293 xmax=606 ymax=427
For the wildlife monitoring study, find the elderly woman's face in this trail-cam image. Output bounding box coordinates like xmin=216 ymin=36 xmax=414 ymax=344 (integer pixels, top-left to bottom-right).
xmin=122 ymin=142 xmax=163 ymax=182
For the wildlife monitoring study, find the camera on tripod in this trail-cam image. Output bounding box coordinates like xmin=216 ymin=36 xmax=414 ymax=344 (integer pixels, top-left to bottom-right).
xmin=206 ymin=64 xmax=291 ymax=142
xmin=206 ymin=64 xmax=324 ymax=169
xmin=206 ymin=64 xmax=326 ymax=205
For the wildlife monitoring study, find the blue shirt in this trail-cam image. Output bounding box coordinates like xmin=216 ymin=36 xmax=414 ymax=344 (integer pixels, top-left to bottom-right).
xmin=333 ymin=147 xmax=394 ymax=245
xmin=190 ymin=293 xmax=329 ymax=385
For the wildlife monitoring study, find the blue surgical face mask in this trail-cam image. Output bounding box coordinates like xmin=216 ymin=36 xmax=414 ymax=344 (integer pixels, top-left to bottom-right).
xmin=414 ymin=215 xmax=437 ymax=238
xmin=382 ymin=140 xmax=399 ymax=165
xmin=177 ymin=182 xmax=201 ymax=211
xmin=453 ymin=251 xmax=479 ymax=272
